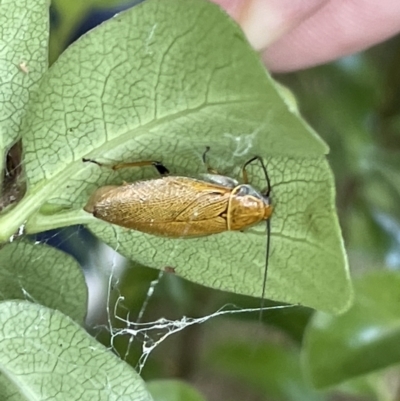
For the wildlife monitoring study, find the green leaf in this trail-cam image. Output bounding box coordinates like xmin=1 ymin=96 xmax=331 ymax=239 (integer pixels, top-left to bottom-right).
xmin=0 ymin=0 xmax=49 ymax=156
xmin=207 ymin=341 xmax=326 ymax=401
xmin=87 ymin=156 xmax=351 ymax=313
xmin=0 ymin=0 xmax=350 ymax=313
xmin=0 ymin=300 xmax=153 ymax=400
xmin=0 ymin=241 xmax=87 ymax=323
xmin=147 ymin=380 xmax=206 ymax=401
xmin=302 ymin=271 xmax=400 ymax=389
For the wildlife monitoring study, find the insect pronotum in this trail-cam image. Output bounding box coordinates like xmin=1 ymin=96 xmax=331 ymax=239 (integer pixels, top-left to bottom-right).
xmin=83 ymin=147 xmax=273 ymax=310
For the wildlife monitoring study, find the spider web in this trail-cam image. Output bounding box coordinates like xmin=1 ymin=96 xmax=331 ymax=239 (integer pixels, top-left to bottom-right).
xmin=30 ymin=224 xmax=295 ymax=373
xmin=6 ymin=135 xmax=297 ymax=376
xmin=17 ymin=137 xmax=297 ymax=374
xmin=80 ymin=225 xmax=295 ymax=373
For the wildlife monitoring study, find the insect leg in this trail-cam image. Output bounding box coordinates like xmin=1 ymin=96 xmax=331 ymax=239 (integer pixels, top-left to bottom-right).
xmin=82 ymin=158 xmax=103 ymax=167
xmin=82 ymin=158 xmax=169 ymax=176
xmin=202 ymin=146 xmax=219 ymax=174
xmin=112 ymin=161 xmax=169 ymax=176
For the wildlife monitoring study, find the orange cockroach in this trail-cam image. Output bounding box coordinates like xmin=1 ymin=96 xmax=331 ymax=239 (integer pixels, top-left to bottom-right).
xmin=83 ymin=147 xmax=273 ymax=300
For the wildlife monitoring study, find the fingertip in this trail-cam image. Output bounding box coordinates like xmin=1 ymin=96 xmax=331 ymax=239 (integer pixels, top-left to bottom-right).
xmin=210 ymin=0 xmax=328 ymax=51
xmin=263 ymin=0 xmax=400 ymax=72
xmin=238 ymin=0 xmax=328 ymax=51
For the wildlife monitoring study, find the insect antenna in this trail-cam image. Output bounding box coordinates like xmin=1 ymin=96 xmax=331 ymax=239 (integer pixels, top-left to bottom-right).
xmin=259 ymin=218 xmax=271 ymax=321
xmin=259 ymin=157 xmax=271 ymax=322
xmin=242 ymin=155 xmax=272 ymax=321
xmin=242 ymin=155 xmax=271 ymax=197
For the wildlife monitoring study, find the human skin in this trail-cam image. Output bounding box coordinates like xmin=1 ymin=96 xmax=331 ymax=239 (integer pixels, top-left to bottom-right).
xmin=211 ymin=0 xmax=400 ymax=72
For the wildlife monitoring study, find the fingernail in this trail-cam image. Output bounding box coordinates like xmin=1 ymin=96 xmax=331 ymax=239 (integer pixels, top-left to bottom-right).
xmin=238 ymin=0 xmax=328 ymax=51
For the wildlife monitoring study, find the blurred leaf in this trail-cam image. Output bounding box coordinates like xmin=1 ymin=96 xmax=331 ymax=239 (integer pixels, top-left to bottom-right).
xmin=0 ymin=241 xmax=87 ymax=323
xmin=0 ymin=0 xmax=350 ymax=313
xmin=212 ymin=291 xmax=313 ymax=342
xmin=147 ymin=380 xmax=206 ymax=401
xmin=337 ymin=371 xmax=397 ymax=401
xmin=303 ymin=271 xmax=400 ymax=389
xmin=124 ymin=269 xmax=312 ymax=343
xmin=278 ymin=59 xmax=395 ymax=267
xmin=0 ymin=300 xmax=152 ymax=400
xmin=49 ymin=0 xmax=133 ymax=63
xmin=257 ymin=304 xmax=313 ymax=343
xmin=0 ymin=0 xmax=49 ymax=177
xmin=207 ymin=341 xmax=326 ymax=401
xmin=346 ymin=199 xmax=392 ymax=268
xmin=367 ymin=149 xmax=400 ymax=213
xmin=278 ymin=60 xmax=378 ymax=170
xmin=116 ymin=261 xmax=160 ymax=317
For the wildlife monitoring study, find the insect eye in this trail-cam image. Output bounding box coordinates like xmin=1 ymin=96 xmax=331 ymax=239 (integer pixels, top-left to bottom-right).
xmin=236 ymin=185 xmax=252 ymax=196
xmin=236 ymin=184 xmax=269 ymax=203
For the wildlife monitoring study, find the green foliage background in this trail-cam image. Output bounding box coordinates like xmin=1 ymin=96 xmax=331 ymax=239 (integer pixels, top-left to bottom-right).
xmin=52 ymin=2 xmax=400 ymax=399
xmin=0 ymin=0 xmax=399 ymax=400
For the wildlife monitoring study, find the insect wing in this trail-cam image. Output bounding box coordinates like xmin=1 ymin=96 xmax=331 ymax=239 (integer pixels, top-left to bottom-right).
xmin=87 ymin=176 xmax=232 ymax=237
